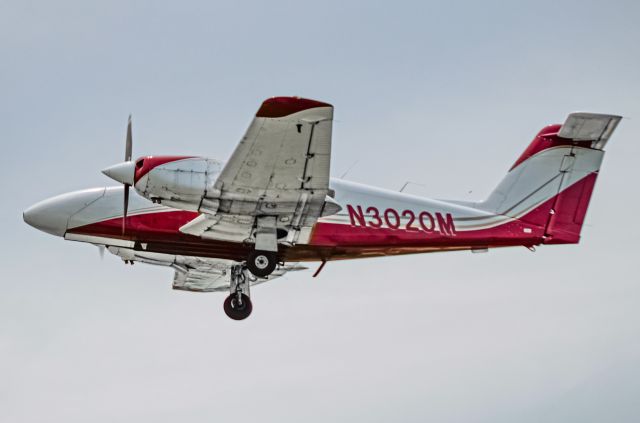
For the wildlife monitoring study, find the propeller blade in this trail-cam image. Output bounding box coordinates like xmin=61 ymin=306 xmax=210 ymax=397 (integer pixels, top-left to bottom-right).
xmin=125 ymin=115 xmax=132 ymax=162
xmin=97 ymin=245 xmax=105 ymax=260
xmin=123 ymin=184 xmax=130 ymax=235
xmin=123 ymin=115 xmax=132 ymax=235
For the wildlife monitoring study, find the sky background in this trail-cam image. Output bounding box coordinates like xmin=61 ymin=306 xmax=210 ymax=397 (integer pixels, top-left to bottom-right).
xmin=2 ymin=0 xmax=640 ymax=421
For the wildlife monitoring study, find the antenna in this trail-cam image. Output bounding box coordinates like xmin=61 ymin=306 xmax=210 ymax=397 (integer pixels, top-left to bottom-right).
xmin=340 ymin=160 xmax=359 ymax=179
xmin=399 ymin=181 xmax=429 ymax=193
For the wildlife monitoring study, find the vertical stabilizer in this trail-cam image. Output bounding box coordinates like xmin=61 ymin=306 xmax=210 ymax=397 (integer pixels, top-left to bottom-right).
xmin=480 ymin=113 xmax=621 ymax=244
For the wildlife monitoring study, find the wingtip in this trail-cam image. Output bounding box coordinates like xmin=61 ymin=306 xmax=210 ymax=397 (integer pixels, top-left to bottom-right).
xmin=256 ymin=96 xmax=332 ymax=118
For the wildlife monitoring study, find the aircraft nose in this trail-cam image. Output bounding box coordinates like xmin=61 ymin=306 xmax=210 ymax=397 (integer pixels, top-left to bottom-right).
xmin=23 ymin=189 xmax=105 ymax=237
xmin=23 ymin=201 xmax=70 ymax=237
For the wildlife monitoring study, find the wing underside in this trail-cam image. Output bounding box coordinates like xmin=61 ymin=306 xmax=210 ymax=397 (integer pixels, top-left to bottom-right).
xmin=106 ymin=246 xmax=305 ymax=292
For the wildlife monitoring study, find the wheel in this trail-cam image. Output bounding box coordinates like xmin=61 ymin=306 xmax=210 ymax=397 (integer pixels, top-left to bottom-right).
xmin=224 ymin=293 xmax=253 ymax=320
xmin=246 ymin=250 xmax=277 ymax=278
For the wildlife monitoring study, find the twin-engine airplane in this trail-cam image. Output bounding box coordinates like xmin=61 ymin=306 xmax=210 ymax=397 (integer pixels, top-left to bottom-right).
xmin=24 ymin=97 xmax=621 ymax=320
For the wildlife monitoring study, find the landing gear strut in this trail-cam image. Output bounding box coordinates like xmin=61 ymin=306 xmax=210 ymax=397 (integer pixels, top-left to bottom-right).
xmin=223 ymin=264 xmax=253 ymax=320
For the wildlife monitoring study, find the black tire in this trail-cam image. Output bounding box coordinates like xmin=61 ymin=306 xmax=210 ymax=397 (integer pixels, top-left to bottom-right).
xmin=223 ymin=293 xmax=253 ymax=320
xmin=246 ymin=250 xmax=277 ymax=278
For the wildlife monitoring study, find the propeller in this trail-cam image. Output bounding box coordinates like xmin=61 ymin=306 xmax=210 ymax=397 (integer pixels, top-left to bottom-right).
xmin=123 ymin=115 xmax=132 ymax=235
xmin=97 ymin=245 xmax=105 ymax=260
xmin=102 ymin=115 xmax=136 ymax=235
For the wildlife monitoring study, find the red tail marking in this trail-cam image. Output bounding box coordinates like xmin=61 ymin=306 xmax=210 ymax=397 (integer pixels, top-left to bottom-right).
xmin=544 ymin=172 xmax=599 ymax=244
xmin=511 ymin=124 xmax=575 ymax=171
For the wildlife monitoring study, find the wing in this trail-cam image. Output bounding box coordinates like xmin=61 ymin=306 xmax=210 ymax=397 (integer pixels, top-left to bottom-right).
xmin=180 ymin=97 xmax=336 ymax=244
xmin=217 ymin=96 xmax=333 ymax=203
xmin=106 ymin=246 xmax=306 ymax=293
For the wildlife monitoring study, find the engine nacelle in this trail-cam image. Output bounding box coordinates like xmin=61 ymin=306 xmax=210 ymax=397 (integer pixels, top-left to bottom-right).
xmin=133 ymin=156 xmax=223 ymax=213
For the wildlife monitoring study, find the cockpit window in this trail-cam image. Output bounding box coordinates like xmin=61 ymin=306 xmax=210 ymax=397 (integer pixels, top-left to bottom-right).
xmin=136 ymin=158 xmax=145 ymax=169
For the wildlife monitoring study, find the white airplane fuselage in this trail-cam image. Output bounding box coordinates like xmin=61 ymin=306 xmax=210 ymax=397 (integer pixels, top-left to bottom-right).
xmin=23 ymin=166 xmax=588 ymax=264
xmin=23 ymin=96 xmax=620 ymax=320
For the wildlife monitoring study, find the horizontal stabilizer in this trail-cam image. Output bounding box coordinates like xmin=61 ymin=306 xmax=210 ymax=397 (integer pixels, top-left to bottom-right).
xmin=558 ymin=112 xmax=622 ymax=149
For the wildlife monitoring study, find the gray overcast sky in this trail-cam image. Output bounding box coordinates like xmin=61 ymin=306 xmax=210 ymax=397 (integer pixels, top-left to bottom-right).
xmin=2 ymin=0 xmax=640 ymax=421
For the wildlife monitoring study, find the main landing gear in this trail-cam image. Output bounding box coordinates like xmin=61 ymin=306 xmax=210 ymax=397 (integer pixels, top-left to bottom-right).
xmin=246 ymin=250 xmax=277 ymax=278
xmin=223 ymin=264 xmax=253 ymax=320
xmin=246 ymin=216 xmax=279 ymax=278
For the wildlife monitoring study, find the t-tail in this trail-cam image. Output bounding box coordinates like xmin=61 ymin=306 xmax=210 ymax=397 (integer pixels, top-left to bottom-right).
xmin=478 ymin=112 xmax=621 ymax=244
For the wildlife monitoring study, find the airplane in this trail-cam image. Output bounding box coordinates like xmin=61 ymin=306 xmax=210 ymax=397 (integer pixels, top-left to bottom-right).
xmin=23 ymin=97 xmax=621 ymax=320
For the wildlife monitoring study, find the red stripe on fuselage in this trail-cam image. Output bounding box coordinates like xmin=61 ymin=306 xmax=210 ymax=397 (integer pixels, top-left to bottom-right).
xmin=66 ymin=210 xmax=257 ymax=261
xmin=67 ymin=209 xmax=543 ymax=262
xmin=310 ymin=216 xmax=544 ymax=248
